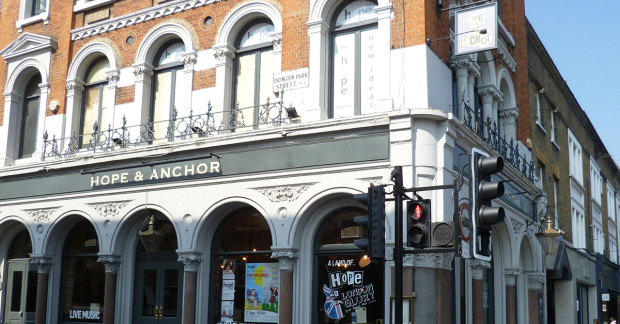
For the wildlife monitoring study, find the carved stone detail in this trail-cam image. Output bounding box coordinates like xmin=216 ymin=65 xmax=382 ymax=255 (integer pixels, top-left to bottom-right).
xmin=525 ymin=273 xmax=545 ymax=290
xmin=105 ymin=70 xmax=120 ymax=87
xmin=499 ymin=106 xmax=520 ymax=119
xmin=504 ymin=268 xmax=521 ymax=286
xmin=31 ymin=258 xmax=53 ymax=274
xmin=271 ymin=35 xmax=282 ymax=51
xmin=477 ymin=86 xmax=503 ymax=103
xmin=271 ymin=251 xmax=299 ymax=271
xmin=411 ymin=252 xmax=454 ymax=270
xmin=181 ymin=52 xmax=197 ymax=70
xmin=178 ymin=254 xmax=203 ymax=272
xmin=98 ymin=257 xmax=121 ymax=274
xmin=470 ymin=259 xmax=491 ymax=280
xmin=25 ymin=208 xmax=59 ymax=223
xmin=213 ymin=47 xmax=235 ymax=64
xmin=510 ymin=219 xmax=524 ymax=236
xmin=88 ymin=201 xmax=130 ymax=218
xmin=133 ymin=65 xmax=154 ymax=82
xmin=256 ymin=185 xmax=312 ymax=203
xmin=66 ymin=80 xmax=85 ymax=96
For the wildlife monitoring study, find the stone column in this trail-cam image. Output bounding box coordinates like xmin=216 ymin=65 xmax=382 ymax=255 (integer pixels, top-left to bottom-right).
xmin=504 ymin=269 xmax=521 ymax=324
xmin=180 ymin=52 xmax=197 ymax=117
xmin=467 ymin=62 xmax=480 ymax=110
xmin=104 ymin=70 xmax=119 ymax=129
xmin=98 ymin=257 xmax=121 ymax=324
xmin=451 ymin=59 xmax=470 ymax=119
xmin=178 ymin=254 xmax=202 ymax=324
xmin=491 ymin=93 xmax=503 ymax=131
xmin=213 ymin=45 xmax=236 ymax=125
xmin=525 ymin=273 xmax=545 ymax=324
xmin=132 ymin=63 xmax=155 ymax=126
xmin=31 ymin=258 xmax=52 ymax=324
xmin=306 ymin=20 xmax=329 ymax=121
xmin=470 ymin=259 xmax=490 ymax=324
xmin=32 ymin=82 xmax=50 ymax=161
xmin=0 ymin=91 xmax=22 ymax=166
xmin=271 ymin=251 xmax=299 ymax=324
xmin=410 ymin=252 xmax=454 ymax=324
xmin=499 ymin=107 xmax=519 ymax=143
xmin=63 ymin=80 xmax=85 ymax=144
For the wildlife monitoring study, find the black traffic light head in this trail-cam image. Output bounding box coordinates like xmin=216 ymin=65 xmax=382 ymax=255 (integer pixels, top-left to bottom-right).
xmin=471 ymin=149 xmax=506 ymax=260
xmin=353 ymin=185 xmax=386 ymax=259
xmin=407 ymin=199 xmax=431 ymax=248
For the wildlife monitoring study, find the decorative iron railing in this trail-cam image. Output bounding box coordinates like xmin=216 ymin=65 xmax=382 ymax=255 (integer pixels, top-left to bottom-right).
xmin=463 ymin=102 xmax=535 ymax=182
xmin=42 ymin=99 xmax=292 ymax=160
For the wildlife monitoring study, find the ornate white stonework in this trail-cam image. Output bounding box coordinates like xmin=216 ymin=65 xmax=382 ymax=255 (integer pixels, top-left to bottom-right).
xmin=105 ymin=70 xmax=120 ymax=87
xmin=411 ymin=252 xmax=454 ymax=270
xmin=498 ymin=37 xmax=517 ymax=72
xmin=470 ymin=259 xmax=491 ymax=280
xmin=133 ymin=64 xmax=154 ymax=82
xmin=357 ymin=177 xmax=383 ymax=187
xmin=503 ymin=268 xmax=521 ymax=286
xmin=31 ymin=258 xmax=53 ymax=274
xmin=97 ymin=257 xmax=121 ymax=274
xmin=70 ymin=0 xmax=226 ymax=41
xmin=88 ymin=201 xmax=130 ymax=218
xmin=271 ymin=251 xmax=299 ymax=271
xmin=178 ymin=254 xmax=203 ymax=272
xmin=25 ymin=208 xmax=59 ymax=223
xmin=66 ymin=80 xmax=85 ymax=96
xmin=477 ymin=86 xmax=503 ymax=103
xmin=213 ymin=47 xmax=235 ymax=64
xmin=499 ymin=107 xmax=520 ymax=120
xmin=271 ymin=35 xmax=282 ymax=52
xmin=510 ymin=219 xmax=524 ymax=236
xmin=255 ymin=185 xmax=312 ymax=203
xmin=181 ymin=52 xmax=197 ymax=70
xmin=525 ymin=273 xmax=545 ymax=290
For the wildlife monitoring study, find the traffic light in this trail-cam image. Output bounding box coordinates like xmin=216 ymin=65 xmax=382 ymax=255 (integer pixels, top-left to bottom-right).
xmin=471 ymin=148 xmax=506 ymax=260
xmin=353 ymin=185 xmax=386 ymax=259
xmin=407 ymin=199 xmax=431 ymax=248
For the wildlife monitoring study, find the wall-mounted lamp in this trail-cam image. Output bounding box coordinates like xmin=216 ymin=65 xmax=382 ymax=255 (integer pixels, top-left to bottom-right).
xmin=535 ymin=215 xmax=564 ymax=255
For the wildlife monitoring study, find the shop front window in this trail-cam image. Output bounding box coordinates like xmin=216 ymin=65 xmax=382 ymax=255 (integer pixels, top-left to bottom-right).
xmin=314 ymin=209 xmax=384 ymax=324
xmin=210 ymin=207 xmax=276 ymax=324
xmin=61 ymin=220 xmax=105 ymax=323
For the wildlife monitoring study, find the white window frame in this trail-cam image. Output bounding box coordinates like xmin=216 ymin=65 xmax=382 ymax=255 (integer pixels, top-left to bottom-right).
xmin=590 ymin=158 xmax=602 ymax=208
xmin=572 ymin=206 xmax=586 ymax=250
xmin=16 ymin=0 xmax=51 ymax=32
xmin=550 ymin=109 xmax=558 ymax=145
xmin=568 ymin=129 xmax=583 ymax=185
xmin=74 ymin=0 xmax=116 ymax=13
xmin=553 ymin=180 xmax=559 ymax=229
xmin=608 ymin=181 xmax=616 ymax=224
xmin=535 ymin=89 xmax=545 ymax=132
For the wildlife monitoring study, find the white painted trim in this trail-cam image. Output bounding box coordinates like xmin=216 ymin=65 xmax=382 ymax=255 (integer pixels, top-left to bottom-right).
xmin=0 ymin=33 xmax=57 ymax=62
xmin=67 ymin=41 xmax=120 ymax=81
xmin=74 ymin=0 xmax=116 ymax=13
xmin=215 ymin=0 xmax=283 ymax=47
xmin=16 ymin=0 xmax=51 ymax=32
xmin=135 ymin=22 xmax=196 ymax=65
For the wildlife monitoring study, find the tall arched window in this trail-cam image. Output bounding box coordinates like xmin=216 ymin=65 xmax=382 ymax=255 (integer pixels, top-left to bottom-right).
xmin=210 ymin=207 xmax=275 ymax=324
xmin=232 ymin=21 xmax=274 ymax=130
xmin=81 ymin=57 xmax=110 ymax=147
xmin=330 ymin=1 xmax=378 ymax=119
xmin=60 ymin=220 xmax=105 ymax=323
xmin=151 ymin=40 xmax=186 ymax=142
xmin=314 ymin=208 xmax=384 ymax=324
xmin=19 ymin=74 xmax=42 ymax=159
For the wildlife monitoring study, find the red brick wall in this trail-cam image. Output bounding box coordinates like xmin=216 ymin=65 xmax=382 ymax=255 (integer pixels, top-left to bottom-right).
xmin=193 ymin=69 xmax=216 ymax=91
xmin=116 ymin=85 xmax=135 ymax=105
xmin=280 ymin=0 xmax=309 ymax=71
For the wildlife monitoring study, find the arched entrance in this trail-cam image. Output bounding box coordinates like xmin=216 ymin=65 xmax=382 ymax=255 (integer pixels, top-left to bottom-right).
xmin=3 ymin=229 xmax=36 ymax=324
xmin=132 ymin=211 xmax=183 ymax=324
xmin=209 ymin=207 xmax=274 ymax=324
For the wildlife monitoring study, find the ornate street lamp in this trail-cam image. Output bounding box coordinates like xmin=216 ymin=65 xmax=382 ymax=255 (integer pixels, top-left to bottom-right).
xmin=535 ymin=214 xmax=564 ymax=255
xmin=139 ymin=215 xmax=164 ymax=253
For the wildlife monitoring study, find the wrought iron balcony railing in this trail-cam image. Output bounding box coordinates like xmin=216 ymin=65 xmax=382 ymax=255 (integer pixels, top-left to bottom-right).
xmin=463 ymin=102 xmax=535 ymax=183
xmin=42 ymin=99 xmax=292 ymax=160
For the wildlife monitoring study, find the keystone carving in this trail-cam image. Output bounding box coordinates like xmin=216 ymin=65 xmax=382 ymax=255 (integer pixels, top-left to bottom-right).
xmin=357 ymin=177 xmax=383 ymax=187
xmin=25 ymin=208 xmax=59 ymax=223
xmin=88 ymin=201 xmax=130 ymax=218
xmin=255 ymin=184 xmax=312 ymax=203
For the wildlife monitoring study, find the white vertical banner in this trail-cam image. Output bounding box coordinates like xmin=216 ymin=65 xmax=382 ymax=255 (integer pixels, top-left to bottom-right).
xmin=360 ymin=28 xmax=377 ymax=115
xmin=332 ymin=33 xmax=356 ymax=118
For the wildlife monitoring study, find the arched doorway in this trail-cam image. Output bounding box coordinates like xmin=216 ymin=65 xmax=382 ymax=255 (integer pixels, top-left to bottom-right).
xmin=209 ymin=207 xmax=274 ymax=324
xmin=3 ymin=229 xmax=36 ymax=324
xmin=313 ymin=208 xmax=384 ymax=324
xmin=132 ymin=211 xmax=183 ymax=324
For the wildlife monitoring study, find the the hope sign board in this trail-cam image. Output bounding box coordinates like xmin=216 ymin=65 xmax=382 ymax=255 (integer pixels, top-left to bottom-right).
xmin=455 ymin=2 xmax=498 ymax=56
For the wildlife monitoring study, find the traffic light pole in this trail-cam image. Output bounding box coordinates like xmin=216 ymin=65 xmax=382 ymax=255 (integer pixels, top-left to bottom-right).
xmin=391 ymin=167 xmax=404 ymax=324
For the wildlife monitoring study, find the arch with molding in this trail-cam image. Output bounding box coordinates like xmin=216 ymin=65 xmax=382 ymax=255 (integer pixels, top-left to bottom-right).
xmin=497 ymin=68 xmax=516 ymax=108
xmin=135 ymin=20 xmax=197 ymax=65
xmin=67 ymin=40 xmax=120 ymax=81
xmin=475 ymin=51 xmax=497 ymax=86
xmin=215 ymin=0 xmax=283 ymax=47
xmin=0 ymin=216 xmax=35 ymax=283
xmin=309 ymin=0 xmax=391 ymax=22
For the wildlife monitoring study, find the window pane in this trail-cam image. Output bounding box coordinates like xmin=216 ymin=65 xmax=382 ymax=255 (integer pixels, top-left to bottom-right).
xmin=360 ymin=28 xmax=377 ymax=115
xmin=26 ymin=271 xmax=38 ymax=312
xmin=332 ymin=33 xmax=356 ymax=118
xmin=82 ymin=86 xmax=101 ymax=145
xmin=152 ymin=71 xmax=173 ymax=142
xmin=163 ymin=269 xmax=179 ymax=317
xmin=86 ymin=59 xmax=110 ymax=84
xmin=174 ymin=69 xmax=186 ymax=115
xmin=335 ymin=1 xmax=378 ymax=28
xmin=239 ymin=23 xmax=274 ymax=48
xmin=100 ymin=86 xmax=109 ymax=131
xmin=259 ymin=49 xmax=274 ymax=105
xmin=10 ymin=271 xmax=23 ymax=312
xmin=62 ymin=257 xmax=105 ymax=322
xmin=157 ymin=43 xmax=185 ymax=67
xmin=142 ymin=269 xmax=158 ymax=317
xmin=235 ymin=52 xmax=257 ymax=129
xmin=20 ymin=97 xmax=39 ymax=158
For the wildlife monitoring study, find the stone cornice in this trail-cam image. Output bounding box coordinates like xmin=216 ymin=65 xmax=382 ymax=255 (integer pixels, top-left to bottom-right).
xmin=1 ymin=33 xmax=58 ymax=61
xmin=70 ymin=0 xmax=225 ymax=41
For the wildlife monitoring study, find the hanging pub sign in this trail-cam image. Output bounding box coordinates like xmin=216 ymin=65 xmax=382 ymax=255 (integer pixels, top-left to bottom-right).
xmin=454 ymin=2 xmax=498 ymax=56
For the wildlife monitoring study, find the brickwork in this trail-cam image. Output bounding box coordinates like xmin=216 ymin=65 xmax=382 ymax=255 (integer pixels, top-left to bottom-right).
xmin=280 ymin=0 xmax=309 ymax=71
xmin=115 ymin=85 xmax=135 ymax=105
xmin=192 ymin=69 xmax=216 ymax=91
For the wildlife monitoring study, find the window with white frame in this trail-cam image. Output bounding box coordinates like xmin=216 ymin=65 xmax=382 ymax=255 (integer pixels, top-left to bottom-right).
xmin=17 ymin=0 xmax=49 ymax=30
xmin=592 ymin=222 xmax=603 ymax=254
xmin=609 ymin=223 xmax=618 ymax=264
xmin=590 ymin=158 xmax=602 ymax=207
xmin=568 ymin=130 xmax=583 ymax=184
xmin=535 ymin=90 xmax=545 ymax=129
xmin=572 ymin=206 xmax=586 ymax=249
xmin=608 ymin=182 xmax=616 ymax=224
xmin=550 ymin=109 xmax=558 ymax=144
xmin=330 ymin=0 xmax=378 ymax=118
xmin=553 ymin=179 xmax=559 ymax=229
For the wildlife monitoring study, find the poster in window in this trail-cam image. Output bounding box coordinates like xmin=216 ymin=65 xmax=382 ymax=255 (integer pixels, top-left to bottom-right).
xmin=318 ymin=256 xmax=384 ymax=324
xmin=220 ymin=300 xmax=234 ymax=323
xmin=222 ymin=259 xmax=236 ymax=280
xmin=244 ymin=263 xmax=280 ymax=323
xmin=222 ymin=280 xmax=235 ymax=301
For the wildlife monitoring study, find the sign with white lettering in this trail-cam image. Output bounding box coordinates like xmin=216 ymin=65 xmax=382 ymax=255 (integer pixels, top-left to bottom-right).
xmin=273 ymin=68 xmax=309 ymax=92
xmin=455 ymin=2 xmax=498 ymax=56
xmin=602 ymin=293 xmax=610 ymax=301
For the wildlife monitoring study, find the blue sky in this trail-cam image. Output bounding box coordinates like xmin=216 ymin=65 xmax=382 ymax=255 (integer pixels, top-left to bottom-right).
xmin=525 ymin=1 xmax=620 ymax=168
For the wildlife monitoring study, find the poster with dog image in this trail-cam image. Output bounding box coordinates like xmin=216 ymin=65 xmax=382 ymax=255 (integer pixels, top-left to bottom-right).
xmin=244 ymin=263 xmax=279 ymax=323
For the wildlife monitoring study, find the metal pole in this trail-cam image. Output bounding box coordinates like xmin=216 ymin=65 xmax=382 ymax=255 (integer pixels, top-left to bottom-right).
xmin=393 ymin=166 xmax=404 ymax=324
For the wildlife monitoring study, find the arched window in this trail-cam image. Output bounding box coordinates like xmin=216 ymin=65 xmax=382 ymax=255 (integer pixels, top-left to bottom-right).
xmin=210 ymin=207 xmax=275 ymax=324
xmin=60 ymin=220 xmax=105 ymax=323
xmin=232 ymin=20 xmax=275 ymax=130
xmin=19 ymin=74 xmax=41 ymax=159
xmin=314 ymin=208 xmax=384 ymax=324
xmin=151 ymin=40 xmax=186 ymax=142
xmin=80 ymin=57 xmax=110 ymax=147
xmin=330 ymin=1 xmax=378 ymax=118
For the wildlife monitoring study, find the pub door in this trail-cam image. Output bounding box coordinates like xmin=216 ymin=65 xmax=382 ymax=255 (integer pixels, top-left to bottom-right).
xmin=132 ymin=259 xmax=183 ymax=324
xmin=3 ymin=260 xmax=37 ymax=324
